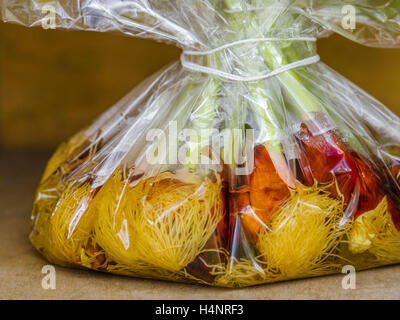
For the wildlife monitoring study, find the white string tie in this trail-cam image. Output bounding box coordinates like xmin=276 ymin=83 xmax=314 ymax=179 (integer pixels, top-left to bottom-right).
xmin=181 ymin=37 xmax=320 ymax=82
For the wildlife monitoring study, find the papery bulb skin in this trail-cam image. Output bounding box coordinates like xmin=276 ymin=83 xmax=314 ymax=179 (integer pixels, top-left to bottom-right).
xmin=391 ymin=163 xmax=400 ymax=185
xmin=297 ymin=115 xmax=400 ymax=226
xmin=228 ymin=145 xmax=291 ymax=243
xmin=248 ymin=145 xmax=291 ymax=226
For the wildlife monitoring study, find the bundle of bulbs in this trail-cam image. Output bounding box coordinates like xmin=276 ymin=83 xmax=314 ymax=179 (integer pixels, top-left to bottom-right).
xmin=4 ymin=0 xmax=400 ymax=287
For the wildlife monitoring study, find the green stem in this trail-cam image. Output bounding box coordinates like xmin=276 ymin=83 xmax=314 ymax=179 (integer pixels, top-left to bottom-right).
xmin=185 ymin=75 xmax=222 ymax=169
xmin=223 ymin=0 xmax=295 ymax=186
xmin=259 ymin=41 xmax=323 ymax=117
xmin=223 ymin=1 xmax=285 ymax=151
xmin=258 ymin=13 xmax=372 ymax=157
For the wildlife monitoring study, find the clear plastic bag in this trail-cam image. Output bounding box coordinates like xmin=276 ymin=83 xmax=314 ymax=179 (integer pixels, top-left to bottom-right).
xmin=3 ymin=0 xmax=400 ymax=287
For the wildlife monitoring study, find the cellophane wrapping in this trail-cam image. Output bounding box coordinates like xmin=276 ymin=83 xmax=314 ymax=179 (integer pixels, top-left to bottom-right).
xmin=3 ymin=0 xmax=400 ymax=287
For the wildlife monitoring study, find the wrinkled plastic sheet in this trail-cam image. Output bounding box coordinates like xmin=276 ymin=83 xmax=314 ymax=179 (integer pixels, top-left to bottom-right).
xmin=2 ymin=0 xmax=400 ymax=287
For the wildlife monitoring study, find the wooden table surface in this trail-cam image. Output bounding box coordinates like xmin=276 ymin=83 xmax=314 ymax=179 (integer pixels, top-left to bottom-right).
xmin=1 ymin=151 xmax=400 ymax=300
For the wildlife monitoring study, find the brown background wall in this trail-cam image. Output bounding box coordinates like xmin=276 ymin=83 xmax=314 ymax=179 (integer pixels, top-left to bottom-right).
xmin=1 ymin=23 xmax=399 ymax=150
